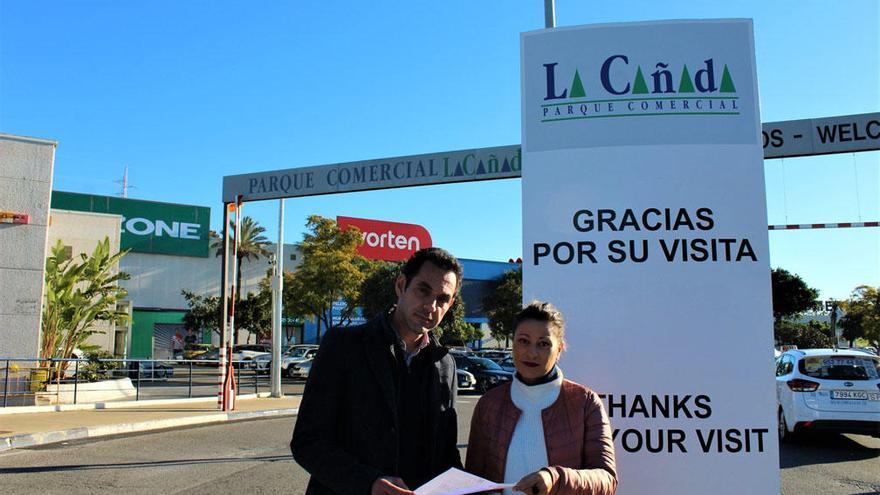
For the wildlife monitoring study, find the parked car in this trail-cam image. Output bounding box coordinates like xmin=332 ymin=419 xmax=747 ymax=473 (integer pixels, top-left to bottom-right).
xmin=497 ymin=356 xmax=516 ymax=373
xmin=248 ymin=347 xmax=303 ymax=374
xmin=192 ymin=348 xmax=221 ymax=366
xmin=288 ymin=358 xmax=313 ymax=380
xmin=251 ymin=353 xmax=272 ymax=374
xmin=776 ymin=348 xmax=880 ymax=440
xmin=286 ymin=344 xmax=319 ymax=357
xmin=282 ymin=346 xmax=319 ymax=378
xmin=182 ymin=343 xmax=214 ymax=360
xmin=128 ymin=360 xmax=174 ymax=381
xmin=457 ymin=369 xmax=476 ymax=392
xmin=475 ymin=349 xmax=511 ymax=363
xmin=452 ymin=354 xmax=513 ymax=393
xmin=232 ymin=344 xmax=271 ymax=360
xmin=231 ymin=344 xmax=271 ymax=368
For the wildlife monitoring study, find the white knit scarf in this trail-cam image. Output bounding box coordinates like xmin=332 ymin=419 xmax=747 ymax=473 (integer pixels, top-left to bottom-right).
xmin=503 ymin=368 xmax=563 ymax=495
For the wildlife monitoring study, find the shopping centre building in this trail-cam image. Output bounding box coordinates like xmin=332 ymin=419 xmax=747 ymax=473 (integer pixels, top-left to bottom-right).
xmin=44 ymin=191 xmax=515 ymax=359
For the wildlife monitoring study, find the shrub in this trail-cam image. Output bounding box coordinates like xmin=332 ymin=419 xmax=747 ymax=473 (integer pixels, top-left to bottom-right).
xmin=77 ymin=350 xmax=123 ymax=382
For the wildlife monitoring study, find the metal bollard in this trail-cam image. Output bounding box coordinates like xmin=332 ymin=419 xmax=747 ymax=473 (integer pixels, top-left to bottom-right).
xmin=236 ymin=363 xmax=241 ymax=396
xmin=188 ymin=362 xmax=193 ymax=398
xmin=73 ymin=360 xmax=80 ymax=404
xmin=136 ymin=362 xmax=141 ymax=401
xmin=3 ymin=359 xmax=9 ymax=408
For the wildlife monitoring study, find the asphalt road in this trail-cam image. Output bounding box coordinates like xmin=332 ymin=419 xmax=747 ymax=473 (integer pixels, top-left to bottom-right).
xmin=779 ymin=432 xmax=880 ymax=495
xmin=0 ymin=393 xmax=877 ymax=494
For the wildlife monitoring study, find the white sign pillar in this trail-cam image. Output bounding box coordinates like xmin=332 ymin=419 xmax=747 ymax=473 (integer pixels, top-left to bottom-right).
xmin=271 ymin=199 xmax=284 ymax=398
xmin=521 ymin=20 xmax=779 ymax=494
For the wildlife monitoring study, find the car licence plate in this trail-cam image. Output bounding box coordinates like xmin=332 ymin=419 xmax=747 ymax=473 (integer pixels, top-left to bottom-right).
xmin=831 ymin=390 xmax=879 ymax=400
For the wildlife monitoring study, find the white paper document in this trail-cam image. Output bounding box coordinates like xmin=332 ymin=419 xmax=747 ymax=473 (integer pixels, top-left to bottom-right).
xmin=415 ymin=468 xmax=515 ymax=495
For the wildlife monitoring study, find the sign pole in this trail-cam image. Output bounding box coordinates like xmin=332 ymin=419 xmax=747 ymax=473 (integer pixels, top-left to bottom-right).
xmin=223 ymin=198 xmax=242 ymax=410
xmin=544 ymin=0 xmax=555 ymax=28
xmin=218 ymin=203 xmax=231 ymax=410
xmin=271 ymin=199 xmax=284 ymax=398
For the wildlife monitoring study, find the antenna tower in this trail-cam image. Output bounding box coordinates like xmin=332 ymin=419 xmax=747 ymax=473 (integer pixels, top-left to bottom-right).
xmin=115 ymin=166 xmax=136 ymax=198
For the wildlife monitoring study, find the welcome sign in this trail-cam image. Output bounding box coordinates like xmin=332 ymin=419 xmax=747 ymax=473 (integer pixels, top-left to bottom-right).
xmin=521 ymin=20 xmax=779 ymax=494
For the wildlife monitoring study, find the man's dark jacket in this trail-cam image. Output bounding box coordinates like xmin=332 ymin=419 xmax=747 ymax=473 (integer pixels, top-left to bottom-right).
xmin=290 ymin=312 xmax=462 ymax=495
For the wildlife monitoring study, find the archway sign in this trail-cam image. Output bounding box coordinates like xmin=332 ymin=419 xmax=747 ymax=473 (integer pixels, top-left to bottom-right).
xmin=222 ymin=113 xmax=878 ymax=203
xmin=220 ymin=23 xmax=878 ymax=492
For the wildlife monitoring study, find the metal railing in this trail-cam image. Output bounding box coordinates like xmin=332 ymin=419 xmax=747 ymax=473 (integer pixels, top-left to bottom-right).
xmin=0 ymin=357 xmax=275 ymax=407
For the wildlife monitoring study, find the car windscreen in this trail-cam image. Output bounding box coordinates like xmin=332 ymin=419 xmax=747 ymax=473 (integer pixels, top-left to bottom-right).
xmin=798 ymin=355 xmax=880 ymax=381
xmin=473 ymin=357 xmax=503 ymax=371
xmin=289 ymin=348 xmax=311 ymax=357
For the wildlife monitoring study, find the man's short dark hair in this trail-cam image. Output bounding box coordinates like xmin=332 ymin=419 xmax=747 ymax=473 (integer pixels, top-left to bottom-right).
xmin=401 ymin=247 xmax=464 ymax=291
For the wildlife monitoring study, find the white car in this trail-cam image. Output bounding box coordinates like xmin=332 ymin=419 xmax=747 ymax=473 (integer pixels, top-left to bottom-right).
xmin=281 ymin=345 xmax=319 ymax=378
xmin=231 ymin=344 xmax=271 ymax=366
xmin=288 ymin=358 xmax=313 ymax=379
xmin=776 ymin=348 xmax=880 ymax=440
xmin=457 ymin=369 xmax=476 ymax=392
xmin=247 ymin=345 xmax=319 ymax=375
xmin=251 ymin=353 xmax=272 ymax=374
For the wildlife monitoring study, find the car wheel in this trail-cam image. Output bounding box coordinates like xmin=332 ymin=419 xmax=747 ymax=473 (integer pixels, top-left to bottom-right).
xmin=285 ymin=366 xmax=296 ymax=379
xmin=778 ymin=408 xmax=792 ymax=442
xmin=477 ymin=380 xmax=488 ymax=394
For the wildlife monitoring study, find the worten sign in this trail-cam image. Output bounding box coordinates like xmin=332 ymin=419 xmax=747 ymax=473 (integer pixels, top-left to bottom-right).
xmin=51 ymin=191 xmax=211 ymax=257
xmin=337 ymin=216 xmax=432 ymax=262
xmin=223 ymin=113 xmax=877 ymax=203
xmin=522 ymin=20 xmax=778 ymax=495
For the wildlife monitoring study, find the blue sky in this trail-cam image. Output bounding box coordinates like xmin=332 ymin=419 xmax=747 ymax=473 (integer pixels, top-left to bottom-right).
xmin=1 ymin=0 xmax=877 ymax=300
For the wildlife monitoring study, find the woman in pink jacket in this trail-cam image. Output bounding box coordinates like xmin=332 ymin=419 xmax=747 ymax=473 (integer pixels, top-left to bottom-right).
xmin=466 ymin=302 xmax=617 ymax=495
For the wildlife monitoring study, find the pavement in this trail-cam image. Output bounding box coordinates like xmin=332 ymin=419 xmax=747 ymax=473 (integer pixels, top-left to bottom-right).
xmin=0 ymin=393 xmax=300 ymax=453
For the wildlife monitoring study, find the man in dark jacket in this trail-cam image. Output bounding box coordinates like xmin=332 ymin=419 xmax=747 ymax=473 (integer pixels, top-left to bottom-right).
xmin=291 ymin=248 xmax=464 ymax=495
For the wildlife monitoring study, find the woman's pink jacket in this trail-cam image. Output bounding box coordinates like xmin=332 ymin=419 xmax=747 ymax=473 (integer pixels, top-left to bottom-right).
xmin=465 ymin=379 xmax=618 ymax=495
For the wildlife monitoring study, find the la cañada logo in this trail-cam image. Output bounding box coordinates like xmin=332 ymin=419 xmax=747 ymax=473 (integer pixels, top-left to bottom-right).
xmin=541 ymin=55 xmax=738 ymax=122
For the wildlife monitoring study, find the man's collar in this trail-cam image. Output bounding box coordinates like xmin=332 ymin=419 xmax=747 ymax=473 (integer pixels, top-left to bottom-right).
xmin=383 ymin=305 xmax=437 ymax=355
xmin=410 ymin=331 xmax=430 ymax=353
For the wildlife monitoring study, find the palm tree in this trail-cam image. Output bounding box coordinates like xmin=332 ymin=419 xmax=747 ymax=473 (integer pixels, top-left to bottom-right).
xmin=211 ymin=216 xmax=271 ymax=344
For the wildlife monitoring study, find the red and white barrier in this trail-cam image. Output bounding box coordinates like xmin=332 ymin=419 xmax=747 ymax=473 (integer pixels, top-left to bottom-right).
xmin=768 ymin=221 xmax=879 ymax=230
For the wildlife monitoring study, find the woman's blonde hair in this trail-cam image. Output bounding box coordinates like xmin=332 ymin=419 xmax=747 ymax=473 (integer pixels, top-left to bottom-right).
xmin=513 ymin=300 xmax=566 ymax=345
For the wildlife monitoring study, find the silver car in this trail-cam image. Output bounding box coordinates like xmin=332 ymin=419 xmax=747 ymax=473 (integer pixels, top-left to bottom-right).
xmin=289 ymin=359 xmax=313 ymax=380
xmin=282 ymin=346 xmax=319 ymax=378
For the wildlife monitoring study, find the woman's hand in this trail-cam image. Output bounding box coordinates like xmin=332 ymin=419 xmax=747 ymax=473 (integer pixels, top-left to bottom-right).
xmin=514 ymin=468 xmax=553 ymax=495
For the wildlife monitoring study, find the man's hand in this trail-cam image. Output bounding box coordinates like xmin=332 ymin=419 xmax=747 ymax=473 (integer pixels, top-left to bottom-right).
xmin=513 ymin=469 xmax=553 ymax=495
xmin=371 ymin=476 xmax=414 ymax=495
